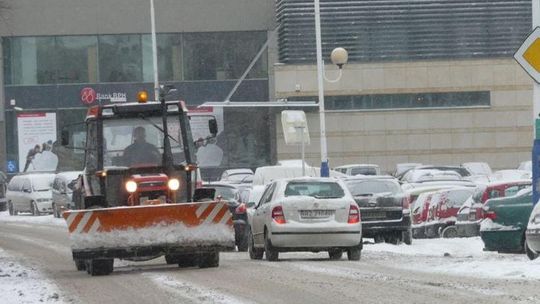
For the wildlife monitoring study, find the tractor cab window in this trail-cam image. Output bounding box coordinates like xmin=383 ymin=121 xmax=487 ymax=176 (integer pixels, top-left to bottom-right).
xmin=102 ymin=116 xmax=185 ymax=168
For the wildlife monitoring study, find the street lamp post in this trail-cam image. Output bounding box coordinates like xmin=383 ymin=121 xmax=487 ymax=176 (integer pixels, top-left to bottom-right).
xmin=314 ymin=0 xmax=348 ymax=177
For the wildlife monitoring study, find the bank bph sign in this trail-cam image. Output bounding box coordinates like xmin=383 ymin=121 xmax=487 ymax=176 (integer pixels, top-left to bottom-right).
xmin=80 ymin=87 xmax=127 ymax=105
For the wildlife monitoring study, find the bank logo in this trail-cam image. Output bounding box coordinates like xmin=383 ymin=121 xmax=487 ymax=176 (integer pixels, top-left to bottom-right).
xmin=80 ymin=87 xmax=97 ymax=105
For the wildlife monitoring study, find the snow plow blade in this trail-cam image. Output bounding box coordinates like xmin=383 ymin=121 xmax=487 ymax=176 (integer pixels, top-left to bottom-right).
xmin=62 ymin=202 xmax=235 ymax=260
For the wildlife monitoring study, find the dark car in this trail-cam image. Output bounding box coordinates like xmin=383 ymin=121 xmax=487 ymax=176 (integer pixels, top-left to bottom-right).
xmin=0 ymin=171 xmax=7 ymax=211
xmin=456 ymin=180 xmax=531 ymax=237
xmin=200 ymin=182 xmax=250 ymax=251
xmin=344 ymin=176 xmax=412 ymax=245
xmin=480 ymin=187 xmax=533 ymax=253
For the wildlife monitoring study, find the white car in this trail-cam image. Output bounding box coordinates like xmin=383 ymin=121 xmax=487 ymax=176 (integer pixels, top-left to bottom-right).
xmin=334 ymin=164 xmax=381 ymax=176
xmin=247 ymin=177 xmax=362 ymax=261
xmin=52 ymin=171 xmax=81 ymax=218
xmin=7 ymin=173 xmax=56 ymax=216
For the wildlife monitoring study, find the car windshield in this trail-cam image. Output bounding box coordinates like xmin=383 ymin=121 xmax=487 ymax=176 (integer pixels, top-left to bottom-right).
xmin=284 ymin=181 xmax=345 ymax=199
xmin=32 ymin=177 xmax=52 ymax=191
xmin=346 ymin=180 xmax=401 ymax=196
xmin=212 ymin=186 xmax=237 ymax=200
xmin=102 ymin=116 xmax=185 ymax=168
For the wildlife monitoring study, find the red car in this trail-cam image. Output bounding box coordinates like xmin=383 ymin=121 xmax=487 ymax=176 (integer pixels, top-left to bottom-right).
xmin=456 ymin=180 xmax=531 ymax=237
xmin=411 ymin=192 xmax=434 ymax=238
xmin=424 ymin=187 xmax=475 ymax=238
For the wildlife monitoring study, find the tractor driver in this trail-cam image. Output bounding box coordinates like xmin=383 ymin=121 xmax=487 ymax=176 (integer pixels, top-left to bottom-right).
xmin=122 ymin=126 xmax=161 ymax=166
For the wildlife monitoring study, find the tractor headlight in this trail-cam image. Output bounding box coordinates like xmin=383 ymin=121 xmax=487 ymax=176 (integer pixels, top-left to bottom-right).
xmin=168 ymin=178 xmax=180 ymax=191
xmin=125 ymin=181 xmax=138 ymax=193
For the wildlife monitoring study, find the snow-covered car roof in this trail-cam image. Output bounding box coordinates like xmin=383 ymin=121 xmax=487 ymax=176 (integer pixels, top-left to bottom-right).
xmin=462 ymin=162 xmax=492 ymax=176
xmin=342 ymin=175 xmax=396 ymax=181
xmin=334 ymin=164 xmax=379 ymax=169
xmin=489 ymin=170 xmax=531 ymax=182
xmin=518 ymin=160 xmax=532 ymax=172
xmin=221 ymin=168 xmax=253 ymax=176
xmin=55 ymin=171 xmax=82 ymax=181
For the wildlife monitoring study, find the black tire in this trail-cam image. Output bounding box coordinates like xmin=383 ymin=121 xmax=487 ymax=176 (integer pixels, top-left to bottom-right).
xmin=165 ymin=254 xmax=178 ymax=265
xmin=8 ymin=201 xmax=14 ymax=216
xmin=374 ymin=235 xmax=385 ymax=243
xmin=264 ymin=232 xmax=279 ymax=262
xmin=403 ymin=229 xmax=413 ymax=245
xmin=526 ymin=240 xmax=539 ymax=261
xmin=86 ymin=259 xmax=114 ymax=276
xmin=31 ymin=201 xmax=41 ymax=216
xmin=52 ymin=203 xmax=59 ymax=218
xmin=386 ymin=234 xmax=401 ymax=245
xmin=199 ymin=252 xmax=219 ymax=268
xmin=328 ymin=249 xmax=343 ymax=260
xmin=441 ymin=226 xmax=458 ymax=239
xmin=74 ymin=259 xmax=86 ymax=271
xmin=248 ymin=229 xmax=263 ymax=260
xmin=347 ymin=246 xmax=362 ymax=261
xmin=237 ymin=230 xmax=249 ymax=252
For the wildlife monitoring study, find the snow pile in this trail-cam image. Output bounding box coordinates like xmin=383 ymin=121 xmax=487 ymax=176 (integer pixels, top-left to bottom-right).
xmin=70 ymin=222 xmax=235 ymax=250
xmin=0 ymin=249 xmax=68 ymax=303
xmin=365 ymin=237 xmax=540 ymax=280
xmin=480 ymin=218 xmax=519 ymax=232
xmin=0 ymin=211 xmax=66 ymax=227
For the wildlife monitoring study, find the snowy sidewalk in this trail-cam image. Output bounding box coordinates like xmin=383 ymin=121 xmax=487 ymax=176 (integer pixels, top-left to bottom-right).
xmin=0 ymin=249 xmax=68 ymax=303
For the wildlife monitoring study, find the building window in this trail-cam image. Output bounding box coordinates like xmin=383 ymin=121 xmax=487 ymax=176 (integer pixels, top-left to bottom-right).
xmin=99 ymin=35 xmax=142 ymax=82
xmin=56 ymin=36 xmax=98 ymax=84
xmin=289 ymin=91 xmax=490 ymax=110
xmin=183 ymin=31 xmax=267 ymax=81
xmin=142 ymin=34 xmax=183 ymax=82
xmin=3 ymin=36 xmax=98 ymax=85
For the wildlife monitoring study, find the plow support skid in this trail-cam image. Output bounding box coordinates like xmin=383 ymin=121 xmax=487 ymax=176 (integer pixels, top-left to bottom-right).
xmin=63 ymin=202 xmax=235 ymax=259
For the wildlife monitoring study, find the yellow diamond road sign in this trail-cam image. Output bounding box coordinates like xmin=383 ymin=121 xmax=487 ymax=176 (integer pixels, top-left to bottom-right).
xmin=515 ymin=27 xmax=540 ymax=83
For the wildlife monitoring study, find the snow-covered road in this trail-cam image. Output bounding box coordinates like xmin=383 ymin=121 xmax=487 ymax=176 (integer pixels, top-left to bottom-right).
xmin=0 ymin=211 xmax=539 ymax=303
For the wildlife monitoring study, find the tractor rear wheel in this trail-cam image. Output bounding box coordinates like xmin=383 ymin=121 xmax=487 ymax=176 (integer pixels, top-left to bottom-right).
xmin=199 ymin=251 xmax=219 ymax=268
xmin=86 ymin=259 xmax=114 ymax=276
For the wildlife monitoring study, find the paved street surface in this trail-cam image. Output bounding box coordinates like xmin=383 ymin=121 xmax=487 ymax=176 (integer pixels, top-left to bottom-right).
xmin=0 ymin=214 xmax=539 ymax=304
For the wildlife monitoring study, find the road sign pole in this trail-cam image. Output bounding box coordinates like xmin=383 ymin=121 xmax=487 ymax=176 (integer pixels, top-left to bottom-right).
xmin=533 ymin=0 xmax=540 ymax=205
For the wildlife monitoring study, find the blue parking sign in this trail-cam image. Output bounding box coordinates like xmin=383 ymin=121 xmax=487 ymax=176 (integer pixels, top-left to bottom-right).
xmin=6 ymin=160 xmax=17 ymax=173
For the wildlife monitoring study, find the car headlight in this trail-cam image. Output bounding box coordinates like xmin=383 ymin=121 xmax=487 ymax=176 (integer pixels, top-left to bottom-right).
xmin=125 ymin=181 xmax=138 ymax=193
xmin=168 ymin=178 xmax=180 ymax=191
xmin=534 ymin=214 xmax=540 ymax=224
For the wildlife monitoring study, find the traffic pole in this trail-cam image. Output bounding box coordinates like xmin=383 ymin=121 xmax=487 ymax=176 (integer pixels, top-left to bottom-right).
xmin=532 ymin=0 xmax=540 ymax=205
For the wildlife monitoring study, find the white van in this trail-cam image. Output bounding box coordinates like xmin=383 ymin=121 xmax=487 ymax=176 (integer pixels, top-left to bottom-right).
xmin=6 ymin=173 xmax=56 ymax=216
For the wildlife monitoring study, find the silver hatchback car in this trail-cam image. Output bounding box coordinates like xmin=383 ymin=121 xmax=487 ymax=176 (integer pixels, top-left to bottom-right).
xmin=248 ymin=177 xmax=362 ymax=261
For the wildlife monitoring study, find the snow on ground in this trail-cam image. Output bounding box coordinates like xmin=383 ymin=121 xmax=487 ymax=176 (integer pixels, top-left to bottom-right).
xmin=364 ymin=237 xmax=540 ymax=280
xmin=0 ymin=249 xmax=69 ymax=304
xmin=144 ymin=273 xmax=253 ymax=304
xmin=0 ymin=211 xmax=66 ymax=227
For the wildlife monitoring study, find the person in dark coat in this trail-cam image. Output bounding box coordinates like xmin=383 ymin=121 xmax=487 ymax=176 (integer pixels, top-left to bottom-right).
xmin=23 ymin=145 xmax=41 ymax=172
xmin=122 ymin=127 xmax=161 ymax=166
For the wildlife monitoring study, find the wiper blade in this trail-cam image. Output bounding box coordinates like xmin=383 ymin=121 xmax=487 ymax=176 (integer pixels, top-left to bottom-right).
xmin=138 ymin=114 xmax=180 ymax=145
xmin=354 ymin=193 xmax=374 ymax=197
xmin=315 ymin=195 xmax=342 ymax=199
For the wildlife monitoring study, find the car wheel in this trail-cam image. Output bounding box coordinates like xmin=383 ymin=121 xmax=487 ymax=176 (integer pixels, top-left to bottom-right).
xmin=31 ymin=201 xmax=41 ymax=216
xmin=74 ymin=259 xmax=86 ymax=271
xmin=374 ymin=235 xmax=385 ymax=243
xmin=248 ymin=229 xmax=263 ymax=260
xmin=441 ymin=226 xmax=458 ymax=239
xmin=237 ymin=227 xmax=249 ymax=252
xmin=264 ymin=232 xmax=279 ymax=262
xmin=525 ymin=240 xmax=539 ymax=261
xmin=347 ymin=245 xmax=361 ymax=261
xmin=86 ymin=259 xmax=114 ymax=276
xmin=8 ymin=201 xmax=14 ymax=216
xmin=403 ymin=228 xmax=413 ymax=245
xmin=199 ymin=251 xmax=219 ymax=268
xmin=328 ymin=249 xmax=343 ymax=260
xmin=386 ymin=234 xmax=401 ymax=245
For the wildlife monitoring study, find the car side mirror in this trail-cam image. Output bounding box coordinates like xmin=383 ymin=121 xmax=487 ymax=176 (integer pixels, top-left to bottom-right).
xmin=209 ymin=119 xmax=218 ymax=137
xmin=61 ymin=129 xmax=69 ymax=146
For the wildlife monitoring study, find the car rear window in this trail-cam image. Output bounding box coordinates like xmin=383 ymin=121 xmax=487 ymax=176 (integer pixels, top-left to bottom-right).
xmin=211 ymin=186 xmax=236 ymax=200
xmin=350 ymin=167 xmax=377 ymax=176
xmin=345 ymin=180 xmax=401 ymax=196
xmin=285 ymin=181 xmax=345 ymax=199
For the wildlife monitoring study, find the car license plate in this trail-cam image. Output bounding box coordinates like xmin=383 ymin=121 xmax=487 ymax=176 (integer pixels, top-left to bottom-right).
xmin=300 ymin=210 xmax=334 ymax=218
xmin=362 ymin=211 xmax=386 ymax=220
xmin=468 ymin=211 xmax=477 ymax=221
